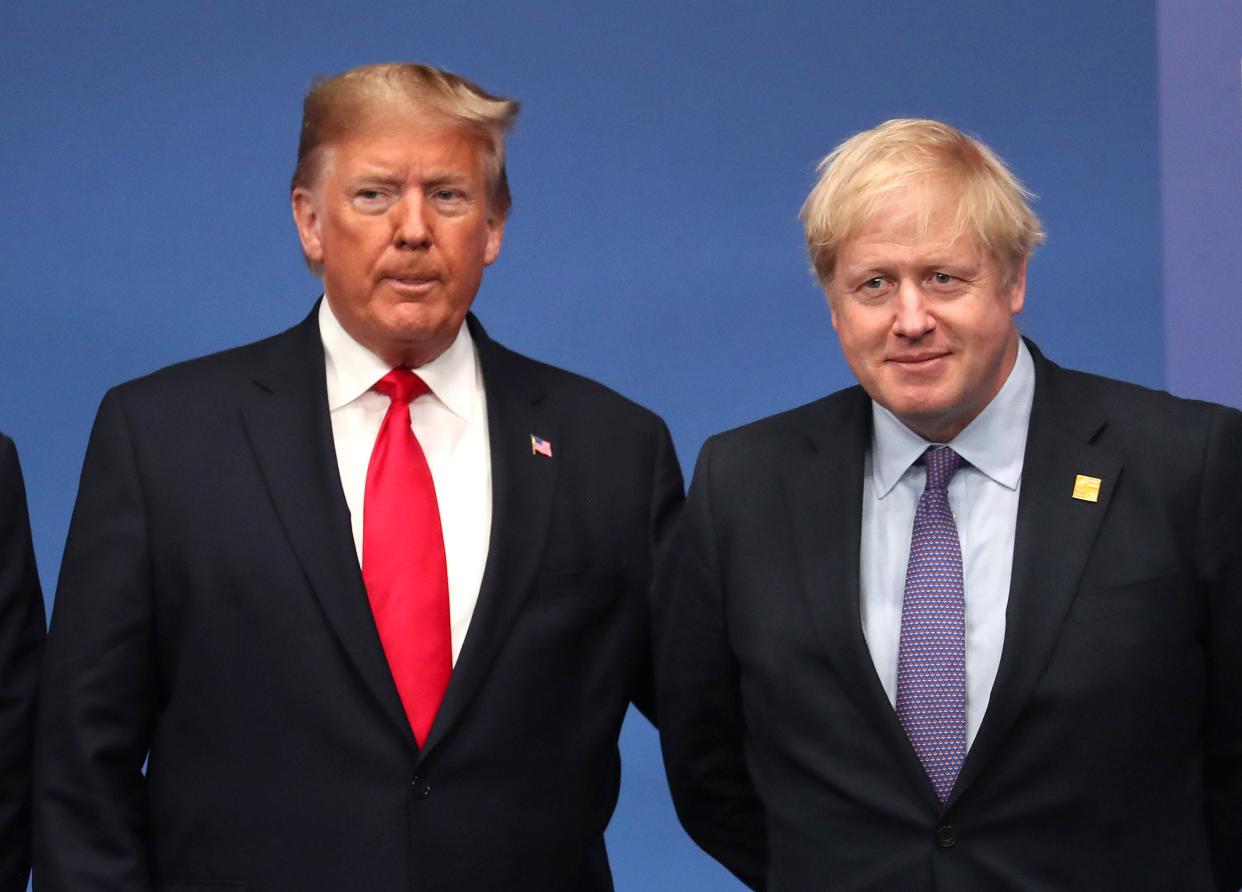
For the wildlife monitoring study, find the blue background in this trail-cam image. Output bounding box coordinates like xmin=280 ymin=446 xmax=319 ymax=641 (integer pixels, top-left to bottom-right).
xmin=1 ymin=1 xmax=1236 ymax=888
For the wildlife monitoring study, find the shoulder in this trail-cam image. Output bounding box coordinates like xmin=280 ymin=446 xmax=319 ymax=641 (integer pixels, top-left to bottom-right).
xmin=0 ymin=432 xmax=16 ymax=484
xmin=120 ymin=324 xmax=305 ymax=397
xmin=1029 ymin=343 xmax=1242 ymax=494
xmin=1036 ymin=347 xmax=1241 ymax=447
xmin=474 ymin=323 xmax=668 ymax=433
xmin=702 ymin=386 xmax=869 ymax=463
xmin=102 ymin=314 xmax=316 ymax=420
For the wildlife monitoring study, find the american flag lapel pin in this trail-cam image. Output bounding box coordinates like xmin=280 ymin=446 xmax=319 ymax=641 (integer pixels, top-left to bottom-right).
xmin=530 ymin=434 xmax=553 ymax=458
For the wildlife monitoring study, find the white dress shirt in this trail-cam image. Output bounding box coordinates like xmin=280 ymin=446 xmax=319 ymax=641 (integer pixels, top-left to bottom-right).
xmin=319 ymin=298 xmax=492 ymax=665
xmin=859 ymin=339 xmax=1035 ymax=747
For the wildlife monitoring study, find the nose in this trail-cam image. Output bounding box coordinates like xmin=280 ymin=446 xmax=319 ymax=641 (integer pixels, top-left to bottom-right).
xmin=391 ymin=193 xmax=432 ymax=249
xmin=891 ymin=280 xmax=935 ymax=339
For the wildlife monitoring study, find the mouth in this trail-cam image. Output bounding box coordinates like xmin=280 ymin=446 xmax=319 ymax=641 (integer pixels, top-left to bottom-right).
xmin=384 ymin=274 xmax=441 ymax=294
xmin=887 ymin=352 xmax=950 ymax=371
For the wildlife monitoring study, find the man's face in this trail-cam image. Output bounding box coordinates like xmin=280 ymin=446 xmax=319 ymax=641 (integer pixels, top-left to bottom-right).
xmin=829 ymin=187 xmax=1025 ymax=443
xmin=292 ymin=118 xmax=504 ymax=368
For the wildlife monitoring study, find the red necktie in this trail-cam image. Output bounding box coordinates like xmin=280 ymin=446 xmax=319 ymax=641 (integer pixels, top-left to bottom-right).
xmin=362 ymin=369 xmax=451 ymax=747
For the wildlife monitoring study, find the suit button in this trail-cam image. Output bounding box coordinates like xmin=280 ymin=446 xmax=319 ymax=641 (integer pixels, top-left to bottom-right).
xmin=936 ymin=825 xmax=957 ymax=848
xmin=410 ymin=776 xmax=431 ymax=798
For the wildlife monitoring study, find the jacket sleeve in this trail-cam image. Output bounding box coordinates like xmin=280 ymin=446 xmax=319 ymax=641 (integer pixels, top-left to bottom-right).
xmin=629 ymin=417 xmax=684 ymax=725
xmin=34 ymin=389 xmax=157 ymax=891
xmin=0 ymin=436 xmax=46 ymax=892
xmin=1200 ymin=405 xmax=1242 ymax=891
xmin=655 ymin=437 xmax=768 ymax=890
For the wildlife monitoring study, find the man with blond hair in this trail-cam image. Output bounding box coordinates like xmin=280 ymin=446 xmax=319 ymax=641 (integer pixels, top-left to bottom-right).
xmin=657 ymin=118 xmax=1242 ymax=890
xmin=36 ymin=63 xmax=682 ymax=891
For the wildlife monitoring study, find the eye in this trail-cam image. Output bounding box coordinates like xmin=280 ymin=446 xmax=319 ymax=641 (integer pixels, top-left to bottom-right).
xmin=430 ymin=187 xmax=471 ymax=210
xmin=850 ymin=276 xmax=893 ymax=303
xmin=352 ymin=188 xmax=393 ymax=211
xmin=931 ymin=272 xmax=955 ymax=285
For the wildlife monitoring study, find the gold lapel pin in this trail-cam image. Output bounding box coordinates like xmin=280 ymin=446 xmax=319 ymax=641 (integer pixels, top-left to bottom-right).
xmin=1072 ymin=474 xmax=1101 ymax=502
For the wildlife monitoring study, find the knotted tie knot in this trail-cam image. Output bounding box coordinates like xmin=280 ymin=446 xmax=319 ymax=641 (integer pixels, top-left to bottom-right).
xmin=923 ymin=446 xmax=963 ymax=492
xmin=374 ymin=368 xmax=429 ymax=406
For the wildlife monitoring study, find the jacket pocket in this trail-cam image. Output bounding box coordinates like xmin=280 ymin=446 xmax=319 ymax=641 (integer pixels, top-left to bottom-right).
xmin=1069 ymin=567 xmax=1180 ymax=623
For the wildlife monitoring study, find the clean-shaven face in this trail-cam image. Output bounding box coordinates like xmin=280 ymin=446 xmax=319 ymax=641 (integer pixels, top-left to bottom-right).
xmin=829 ymin=185 xmax=1026 ymax=443
xmin=292 ymin=116 xmax=504 ymax=368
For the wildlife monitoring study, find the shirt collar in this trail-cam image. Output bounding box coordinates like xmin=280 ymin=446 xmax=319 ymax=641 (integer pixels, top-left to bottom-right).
xmin=870 ymin=338 xmax=1035 ymax=497
xmin=318 ymin=296 xmax=481 ymax=422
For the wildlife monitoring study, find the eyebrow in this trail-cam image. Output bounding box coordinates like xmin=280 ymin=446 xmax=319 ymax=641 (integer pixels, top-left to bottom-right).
xmin=344 ymin=169 xmax=474 ymax=189
xmin=344 ymin=171 xmax=404 ymax=188
xmin=845 ymin=254 xmax=980 ymax=271
xmin=422 ymin=170 xmax=475 ymax=187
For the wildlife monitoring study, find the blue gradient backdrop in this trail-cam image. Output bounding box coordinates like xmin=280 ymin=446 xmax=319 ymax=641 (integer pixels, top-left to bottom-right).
xmin=2 ymin=1 xmax=1236 ymax=888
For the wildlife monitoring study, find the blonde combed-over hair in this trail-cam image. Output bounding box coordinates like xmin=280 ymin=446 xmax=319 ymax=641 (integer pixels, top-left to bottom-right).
xmin=289 ymin=63 xmax=519 ymax=275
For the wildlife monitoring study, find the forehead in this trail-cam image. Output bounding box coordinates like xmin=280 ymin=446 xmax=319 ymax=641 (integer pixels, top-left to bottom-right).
xmin=842 ymin=205 xmax=978 ymax=260
xmin=837 ymin=176 xmax=988 ymax=262
xmin=324 ymin=121 xmax=487 ymax=176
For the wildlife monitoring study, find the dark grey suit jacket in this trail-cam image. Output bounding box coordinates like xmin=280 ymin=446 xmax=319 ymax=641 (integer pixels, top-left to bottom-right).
xmin=657 ymin=340 xmax=1242 ymax=891
xmin=36 ymin=308 xmax=683 ymax=892
xmin=0 ymin=435 xmax=44 ymax=892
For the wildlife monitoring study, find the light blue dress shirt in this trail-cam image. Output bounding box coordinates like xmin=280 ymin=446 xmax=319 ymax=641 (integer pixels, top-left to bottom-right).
xmin=860 ymin=340 xmax=1035 ymax=748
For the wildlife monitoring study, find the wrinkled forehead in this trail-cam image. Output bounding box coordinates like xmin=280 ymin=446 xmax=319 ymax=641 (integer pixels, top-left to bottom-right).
xmin=310 ymin=112 xmax=490 ymax=185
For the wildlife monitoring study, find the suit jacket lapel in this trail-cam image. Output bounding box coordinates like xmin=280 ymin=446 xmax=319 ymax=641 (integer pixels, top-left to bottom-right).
xmin=418 ymin=316 xmax=558 ymax=762
xmin=239 ymin=307 xmax=414 ymax=747
xmin=950 ymin=341 xmax=1121 ymax=804
xmin=784 ymin=389 xmax=942 ymax=809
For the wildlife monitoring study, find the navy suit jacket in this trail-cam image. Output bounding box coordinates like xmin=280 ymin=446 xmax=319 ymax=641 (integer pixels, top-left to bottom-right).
xmin=0 ymin=435 xmax=44 ymax=892
xmin=657 ymin=341 xmax=1242 ymax=891
xmin=36 ymin=308 xmax=683 ymax=891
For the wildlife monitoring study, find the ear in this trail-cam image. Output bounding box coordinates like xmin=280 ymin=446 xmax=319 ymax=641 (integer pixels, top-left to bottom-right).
xmin=483 ymin=212 xmax=506 ymax=266
xmin=291 ymin=188 xmax=325 ymax=266
xmin=1007 ymin=256 xmax=1028 ymax=315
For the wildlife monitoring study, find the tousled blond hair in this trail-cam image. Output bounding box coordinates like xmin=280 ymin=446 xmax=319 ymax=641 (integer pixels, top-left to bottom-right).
xmin=799 ymin=118 xmax=1045 ymax=288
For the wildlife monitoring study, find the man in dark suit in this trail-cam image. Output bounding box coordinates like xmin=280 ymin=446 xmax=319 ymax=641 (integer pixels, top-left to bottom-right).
xmin=657 ymin=118 xmax=1241 ymax=891
xmin=0 ymin=434 xmax=44 ymax=892
xmin=36 ymin=62 xmax=682 ymax=891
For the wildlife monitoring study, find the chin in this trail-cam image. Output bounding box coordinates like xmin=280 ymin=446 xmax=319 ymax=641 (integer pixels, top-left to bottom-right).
xmin=373 ymin=307 xmax=445 ymax=339
xmin=887 ymin=398 xmax=957 ymax=436
xmin=386 ymin=322 xmax=439 ymax=341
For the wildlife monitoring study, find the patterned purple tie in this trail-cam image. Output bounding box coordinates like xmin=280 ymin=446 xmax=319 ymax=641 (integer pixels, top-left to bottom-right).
xmin=896 ymin=446 xmax=966 ymax=803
